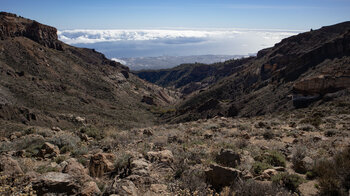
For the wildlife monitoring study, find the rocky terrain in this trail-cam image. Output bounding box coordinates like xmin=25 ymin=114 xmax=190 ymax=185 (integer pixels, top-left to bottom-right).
xmin=0 ymin=12 xmax=179 ymax=133
xmin=0 ymin=12 xmax=349 ymax=196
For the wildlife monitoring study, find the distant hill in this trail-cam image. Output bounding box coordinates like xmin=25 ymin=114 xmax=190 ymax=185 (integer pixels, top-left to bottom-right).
xmin=159 ymin=21 xmax=350 ymax=122
xmin=115 ymin=55 xmax=245 ymax=70
xmin=135 ymin=57 xmax=254 ymax=95
xmin=0 ymin=12 xmax=178 ymax=131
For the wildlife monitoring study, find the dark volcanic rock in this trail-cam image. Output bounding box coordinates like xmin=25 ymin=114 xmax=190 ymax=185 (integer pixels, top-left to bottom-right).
xmin=0 ymin=12 xmax=63 ymax=50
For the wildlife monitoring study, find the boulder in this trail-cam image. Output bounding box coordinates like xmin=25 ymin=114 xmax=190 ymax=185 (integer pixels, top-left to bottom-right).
xmin=147 ymin=150 xmax=174 ymax=164
xmin=131 ymin=159 xmax=150 ymax=177
xmin=0 ymin=155 xmax=23 ymax=176
xmin=89 ymin=153 xmax=115 ymax=178
xmin=104 ymin=179 xmax=138 ymax=196
xmin=205 ymin=163 xmax=242 ymax=191
xmin=38 ymin=142 xmax=60 ymax=158
xmin=148 ymin=184 xmax=169 ymax=195
xmin=62 ymin=158 xmax=91 ymax=182
xmin=261 ymin=169 xmax=278 ymax=180
xmin=215 ymin=149 xmax=241 ymax=168
xmin=32 ymin=172 xmax=80 ymax=195
xmin=80 ymin=181 xmax=101 ymax=196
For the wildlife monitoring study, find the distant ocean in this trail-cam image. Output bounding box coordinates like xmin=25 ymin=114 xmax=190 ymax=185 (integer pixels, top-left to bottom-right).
xmin=58 ymin=28 xmax=300 ymax=58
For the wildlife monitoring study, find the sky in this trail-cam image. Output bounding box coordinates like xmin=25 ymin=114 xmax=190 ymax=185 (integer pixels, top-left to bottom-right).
xmin=2 ymin=0 xmax=349 ymax=30
xmin=2 ymin=0 xmax=350 ymax=61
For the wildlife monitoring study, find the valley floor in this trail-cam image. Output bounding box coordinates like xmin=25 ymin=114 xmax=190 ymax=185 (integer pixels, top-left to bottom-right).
xmin=0 ymin=104 xmax=349 ymax=195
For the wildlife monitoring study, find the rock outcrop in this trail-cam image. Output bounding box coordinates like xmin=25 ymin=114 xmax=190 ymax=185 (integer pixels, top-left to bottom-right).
xmin=0 ymin=155 xmax=23 ymax=176
xmin=32 ymin=172 xmax=80 ymax=195
xmin=0 ymin=12 xmax=63 ymax=50
xmin=89 ymin=153 xmax=115 ymax=178
xmin=205 ymin=163 xmax=242 ymax=191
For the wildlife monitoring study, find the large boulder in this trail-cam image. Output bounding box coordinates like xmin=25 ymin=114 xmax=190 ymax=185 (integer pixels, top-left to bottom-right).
xmin=0 ymin=155 xmax=23 ymax=176
xmin=104 ymin=179 xmax=139 ymax=196
xmin=89 ymin=152 xmax=115 ymax=178
xmin=215 ymin=149 xmax=241 ymax=168
xmin=80 ymin=181 xmax=101 ymax=196
xmin=32 ymin=172 xmax=80 ymax=195
xmin=38 ymin=142 xmax=60 ymax=158
xmin=205 ymin=163 xmax=242 ymax=191
xmin=146 ymin=150 xmax=174 ymax=164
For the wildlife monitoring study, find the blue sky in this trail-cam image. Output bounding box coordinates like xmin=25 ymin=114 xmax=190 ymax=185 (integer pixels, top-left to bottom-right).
xmin=2 ymin=0 xmax=350 ymax=30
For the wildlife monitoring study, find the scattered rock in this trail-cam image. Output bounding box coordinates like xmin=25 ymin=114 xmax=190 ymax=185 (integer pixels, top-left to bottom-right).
xmin=32 ymin=172 xmax=80 ymax=195
xmin=261 ymin=169 xmax=278 ymax=180
xmin=148 ymin=184 xmax=169 ymax=195
xmin=215 ymin=149 xmax=241 ymax=168
xmin=51 ymin=126 xmax=62 ymax=132
xmin=205 ymin=163 xmax=242 ymax=191
xmin=105 ymin=179 xmax=139 ymax=196
xmin=38 ymin=142 xmax=60 ymax=158
xmin=80 ymin=181 xmax=101 ymax=196
xmin=143 ymin=129 xmax=153 ymax=136
xmin=63 ymin=158 xmax=89 ymax=178
xmin=0 ymin=155 xmax=24 ymax=176
xmin=147 ymin=150 xmax=174 ymax=164
xmin=89 ymin=152 xmax=115 ymax=177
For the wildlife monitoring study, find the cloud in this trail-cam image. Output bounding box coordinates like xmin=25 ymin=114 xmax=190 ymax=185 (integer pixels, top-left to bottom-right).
xmin=58 ymin=29 xmax=297 ymax=45
xmin=111 ymin=58 xmax=126 ymax=65
xmin=58 ymin=29 xmax=301 ymax=57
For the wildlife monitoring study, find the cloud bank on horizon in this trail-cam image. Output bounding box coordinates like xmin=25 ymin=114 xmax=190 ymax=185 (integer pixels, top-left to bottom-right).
xmin=58 ymin=29 xmax=301 ymax=57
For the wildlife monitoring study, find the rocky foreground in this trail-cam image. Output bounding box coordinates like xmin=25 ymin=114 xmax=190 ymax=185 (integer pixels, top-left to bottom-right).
xmin=0 ymin=103 xmax=349 ymax=196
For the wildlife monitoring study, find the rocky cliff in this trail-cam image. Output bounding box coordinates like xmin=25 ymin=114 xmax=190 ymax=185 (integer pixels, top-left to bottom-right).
xmin=168 ymin=21 xmax=350 ymax=122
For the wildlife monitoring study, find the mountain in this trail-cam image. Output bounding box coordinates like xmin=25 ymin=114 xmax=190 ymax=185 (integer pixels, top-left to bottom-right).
xmin=0 ymin=12 xmax=178 ymax=132
xmin=135 ymin=57 xmax=254 ymax=95
xmin=115 ymin=55 xmax=245 ymax=71
xmin=165 ymin=21 xmax=350 ymax=122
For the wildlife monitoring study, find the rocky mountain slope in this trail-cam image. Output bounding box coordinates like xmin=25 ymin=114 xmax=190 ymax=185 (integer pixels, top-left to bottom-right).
xmin=0 ymin=12 xmax=179 ymax=132
xmin=136 ymin=57 xmax=254 ymax=95
xmin=168 ymin=21 xmax=350 ymax=122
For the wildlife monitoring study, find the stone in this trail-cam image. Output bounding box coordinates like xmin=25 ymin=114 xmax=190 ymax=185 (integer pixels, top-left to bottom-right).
xmin=89 ymin=152 xmax=115 ymax=178
xmin=215 ymin=149 xmax=241 ymax=168
xmin=105 ymin=179 xmax=138 ymax=196
xmin=38 ymin=142 xmax=60 ymax=158
xmin=262 ymin=169 xmax=278 ymax=179
xmin=80 ymin=181 xmax=101 ymax=196
xmin=143 ymin=129 xmax=153 ymax=136
xmin=147 ymin=150 xmax=174 ymax=164
xmin=302 ymin=156 xmax=314 ymax=171
xmin=62 ymin=158 xmax=89 ymax=180
xmin=32 ymin=172 xmax=80 ymax=195
xmin=205 ymin=163 xmax=242 ymax=191
xmin=51 ymin=126 xmax=62 ymax=132
xmin=149 ymin=184 xmax=169 ymax=195
xmin=0 ymin=155 xmax=24 ymax=176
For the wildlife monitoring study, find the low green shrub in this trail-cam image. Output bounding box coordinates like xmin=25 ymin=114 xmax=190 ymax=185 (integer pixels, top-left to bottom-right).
xmin=272 ymin=172 xmax=304 ymax=193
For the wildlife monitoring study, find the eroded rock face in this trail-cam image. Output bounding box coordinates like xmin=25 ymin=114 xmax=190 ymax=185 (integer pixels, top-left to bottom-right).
xmin=80 ymin=181 xmax=101 ymax=196
xmin=293 ymin=75 xmax=350 ymax=95
xmin=0 ymin=155 xmax=23 ymax=176
xmin=205 ymin=163 xmax=242 ymax=191
xmin=0 ymin=12 xmax=63 ymax=50
xmin=89 ymin=153 xmax=116 ymax=178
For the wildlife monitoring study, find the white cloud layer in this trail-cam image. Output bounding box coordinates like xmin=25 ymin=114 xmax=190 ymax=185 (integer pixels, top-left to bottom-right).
xmin=58 ymin=29 xmax=299 ymax=45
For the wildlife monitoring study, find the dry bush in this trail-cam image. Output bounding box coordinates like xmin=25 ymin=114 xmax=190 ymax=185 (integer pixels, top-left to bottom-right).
xmin=230 ymin=179 xmax=290 ymax=196
xmin=314 ymin=148 xmax=350 ymax=196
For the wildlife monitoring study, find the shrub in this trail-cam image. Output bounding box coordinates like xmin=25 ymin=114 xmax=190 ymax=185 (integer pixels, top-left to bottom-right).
xmin=35 ymin=165 xmax=59 ymax=174
xmin=49 ymin=134 xmax=80 ymax=150
xmin=80 ymin=126 xmax=103 ymax=140
xmin=292 ymin=146 xmax=307 ymax=174
xmin=231 ymin=179 xmax=290 ymax=196
xmin=255 ymin=151 xmax=286 ymax=167
xmin=113 ymin=153 xmax=132 ymax=178
xmin=272 ymin=172 xmax=304 ymax=193
xmin=54 ymin=156 xmax=67 ymax=164
xmin=314 ymin=148 xmax=350 ymax=196
xmin=262 ymin=130 xmax=274 ymax=140
xmin=252 ymin=161 xmax=272 ymax=176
